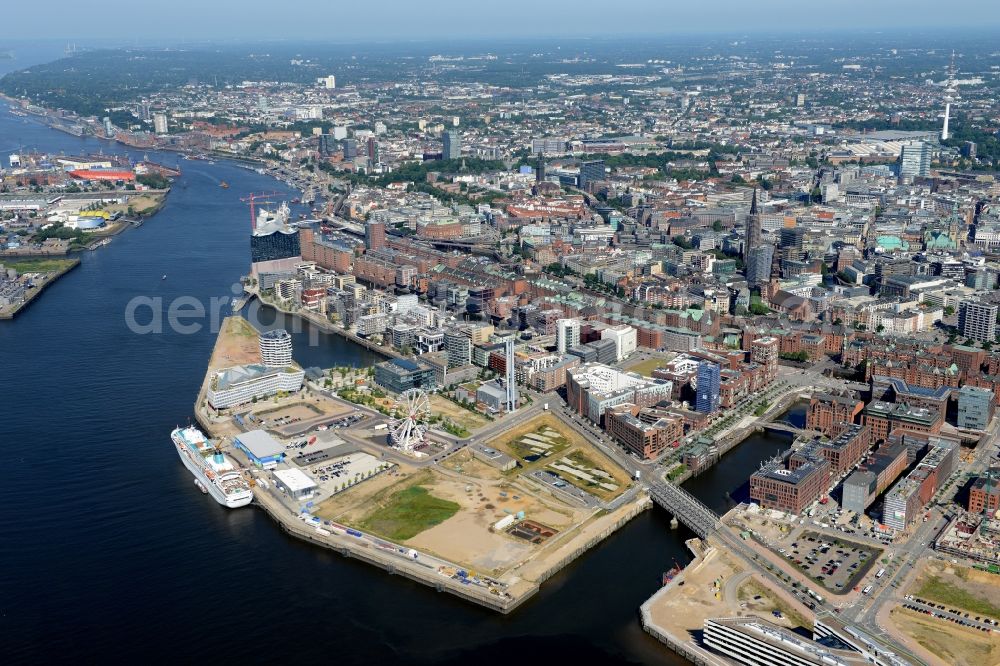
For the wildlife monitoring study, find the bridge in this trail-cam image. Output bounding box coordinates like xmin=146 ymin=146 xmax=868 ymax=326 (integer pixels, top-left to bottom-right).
xmin=757 ymin=418 xmax=823 ymax=438
xmin=646 ymin=480 xmax=721 ymax=539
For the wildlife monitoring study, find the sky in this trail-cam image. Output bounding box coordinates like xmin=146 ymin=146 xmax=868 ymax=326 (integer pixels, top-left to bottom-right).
xmin=1 ymin=0 xmax=998 ymax=41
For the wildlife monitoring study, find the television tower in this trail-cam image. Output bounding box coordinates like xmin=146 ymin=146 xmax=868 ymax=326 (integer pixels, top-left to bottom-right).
xmin=942 ymin=50 xmax=957 ymax=142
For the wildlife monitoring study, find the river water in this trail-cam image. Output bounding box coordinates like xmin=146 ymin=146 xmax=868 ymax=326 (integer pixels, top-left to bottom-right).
xmin=0 ymin=93 xmax=791 ymax=664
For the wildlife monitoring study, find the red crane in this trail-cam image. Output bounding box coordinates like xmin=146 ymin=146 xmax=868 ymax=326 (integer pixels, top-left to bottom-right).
xmin=240 ymin=191 xmax=280 ymax=231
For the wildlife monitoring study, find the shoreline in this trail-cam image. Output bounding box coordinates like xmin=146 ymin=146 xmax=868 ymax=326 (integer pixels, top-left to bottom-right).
xmin=0 ymin=257 xmax=80 ymax=319
xmin=252 ymin=289 xmax=402 ymax=361
xmin=189 ymin=315 xmax=654 ymax=614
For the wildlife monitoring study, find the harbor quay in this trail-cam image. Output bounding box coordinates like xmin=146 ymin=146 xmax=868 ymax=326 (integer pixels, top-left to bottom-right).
xmin=190 ymin=315 xmax=654 ymax=614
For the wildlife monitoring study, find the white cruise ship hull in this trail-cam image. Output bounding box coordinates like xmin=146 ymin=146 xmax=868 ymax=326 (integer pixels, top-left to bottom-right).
xmin=172 ymin=433 xmax=253 ymax=509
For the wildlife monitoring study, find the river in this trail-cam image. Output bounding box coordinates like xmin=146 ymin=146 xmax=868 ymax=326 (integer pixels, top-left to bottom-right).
xmin=2 ymin=93 xmax=784 ymax=664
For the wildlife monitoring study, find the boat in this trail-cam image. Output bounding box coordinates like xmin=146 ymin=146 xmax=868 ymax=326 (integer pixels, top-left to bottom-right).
xmin=161 ymin=274 xmax=167 ymax=280
xmin=171 ymin=427 xmax=253 ymax=508
xmin=219 ymin=181 xmax=229 ymax=189
xmin=661 ymin=560 xmax=682 ymax=586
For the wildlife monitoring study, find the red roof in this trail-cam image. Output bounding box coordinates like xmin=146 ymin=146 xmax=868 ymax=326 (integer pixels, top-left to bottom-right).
xmin=68 ymin=169 xmax=136 ymax=181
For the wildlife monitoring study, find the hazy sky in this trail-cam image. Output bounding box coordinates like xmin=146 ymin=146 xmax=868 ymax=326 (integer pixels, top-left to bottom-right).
xmin=3 ymin=0 xmax=998 ymax=41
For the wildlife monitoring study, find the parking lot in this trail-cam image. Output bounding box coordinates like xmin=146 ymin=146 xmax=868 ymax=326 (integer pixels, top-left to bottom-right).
xmin=308 ymin=451 xmax=391 ymax=496
xmin=902 ymin=596 xmax=997 ymax=633
xmin=779 ymin=531 xmax=880 ymax=593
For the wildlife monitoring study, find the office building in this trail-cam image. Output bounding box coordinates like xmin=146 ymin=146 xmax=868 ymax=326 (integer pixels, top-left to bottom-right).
xmin=969 ymin=470 xmax=1000 ymax=515
xmin=778 ymin=226 xmax=805 ymax=262
xmin=259 ymin=329 xmax=293 ymax=367
xmin=899 ymin=141 xmax=931 ymax=179
xmin=957 ymin=386 xmax=995 ymax=430
xmin=750 ymin=448 xmax=831 ymax=514
xmin=578 ymin=160 xmax=606 ymax=191
xmin=744 ymin=243 xmax=773 ymax=287
xmin=443 ymin=129 xmax=461 ymax=159
xmin=807 ymin=393 xmax=864 ymax=437
xmin=883 ymin=436 xmax=958 ymax=530
xmin=565 ymin=363 xmax=672 ymax=423
xmin=600 ymin=324 xmax=637 ymax=361
xmin=207 ymin=364 xmax=305 ymax=409
xmin=704 ymin=616 xmax=872 ymax=666
xmin=444 ymin=328 xmax=473 ymax=368
xmin=373 ymin=358 xmax=436 ymax=394
xmin=556 ymin=318 xmax=581 ymax=355
xmin=695 ymin=361 xmax=720 ymax=414
xmin=365 ymin=219 xmax=386 ymax=251
xmin=959 ymin=299 xmax=998 ymax=342
xmin=605 ymin=405 xmax=683 ymax=460
xmin=343 ymin=139 xmax=358 ymax=159
xmin=153 ymin=112 xmax=168 ymax=135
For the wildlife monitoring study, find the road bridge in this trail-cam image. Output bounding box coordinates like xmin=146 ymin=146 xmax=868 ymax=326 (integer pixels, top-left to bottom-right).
xmin=645 ymin=480 xmax=721 ymax=539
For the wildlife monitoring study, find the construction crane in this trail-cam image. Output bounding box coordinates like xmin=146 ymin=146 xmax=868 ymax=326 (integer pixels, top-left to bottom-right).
xmin=240 ymin=191 xmax=280 ymax=231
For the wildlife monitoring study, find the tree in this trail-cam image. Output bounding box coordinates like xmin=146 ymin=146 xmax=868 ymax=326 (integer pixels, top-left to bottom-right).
xmin=943 ymin=306 xmax=955 ymax=317
xmin=712 ymin=220 xmax=723 ymax=232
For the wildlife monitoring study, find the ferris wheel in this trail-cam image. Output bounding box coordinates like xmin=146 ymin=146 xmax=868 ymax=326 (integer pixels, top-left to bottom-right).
xmin=389 ymin=388 xmax=431 ymax=452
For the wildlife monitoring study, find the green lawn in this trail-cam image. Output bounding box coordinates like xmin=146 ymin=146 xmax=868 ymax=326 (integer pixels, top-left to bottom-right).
xmin=916 ymin=575 xmax=1000 ymax=618
xmin=626 ymin=357 xmax=667 ymax=377
xmin=359 ymin=485 xmax=459 ymax=541
xmin=6 ymin=258 xmax=77 ymax=274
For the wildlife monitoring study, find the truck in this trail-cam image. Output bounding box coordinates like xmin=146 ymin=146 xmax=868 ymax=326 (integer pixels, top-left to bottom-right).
xmin=373 ymin=423 xmax=388 ymax=431
xmin=862 ymin=585 xmax=873 ymax=595
xmin=633 ymin=470 xmax=641 ymax=481
xmin=875 ymin=568 xmax=885 ymax=579
xmin=543 ymin=403 xmax=549 ymax=411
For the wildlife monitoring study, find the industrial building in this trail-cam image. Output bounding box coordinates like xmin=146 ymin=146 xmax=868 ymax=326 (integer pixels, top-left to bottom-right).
xmin=234 ymin=430 xmax=285 ymax=469
xmin=273 ymin=468 xmax=319 ymax=501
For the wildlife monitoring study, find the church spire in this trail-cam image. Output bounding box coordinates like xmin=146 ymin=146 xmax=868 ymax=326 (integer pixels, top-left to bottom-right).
xmin=750 ymin=186 xmax=759 ymax=216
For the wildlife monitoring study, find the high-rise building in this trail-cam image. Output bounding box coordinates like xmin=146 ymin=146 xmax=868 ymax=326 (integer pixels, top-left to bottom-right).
xmin=259 ymin=329 xmax=293 ymax=367
xmin=957 ymin=386 xmax=995 ymax=430
xmin=444 ymin=328 xmax=473 ymax=369
xmin=899 ymin=141 xmax=931 ymax=179
xmin=365 ymin=220 xmax=386 ymax=251
xmin=443 ymin=129 xmax=461 ymax=160
xmin=958 ymin=299 xmax=998 ymax=342
xmin=536 ymin=156 xmax=546 ymax=184
xmin=367 ymin=137 xmax=380 ymax=167
xmin=556 ymin=318 xmax=581 ymax=354
xmin=343 ymin=139 xmax=358 ymax=159
xmin=745 ymin=244 xmax=774 ymax=287
xmin=743 ymin=187 xmax=762 ymax=264
xmin=778 ymin=227 xmax=805 ymax=260
xmin=320 ymin=75 xmax=336 ymax=89
xmin=578 ymin=160 xmax=606 ymax=191
xmin=696 ymin=361 xmax=721 ymax=414
xmin=504 ymin=336 xmax=517 ymax=412
xmin=153 ymin=112 xmax=168 ymax=135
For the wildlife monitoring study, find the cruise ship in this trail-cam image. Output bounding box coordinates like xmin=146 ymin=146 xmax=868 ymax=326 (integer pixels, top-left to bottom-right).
xmin=171 ymin=427 xmax=253 ymax=508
